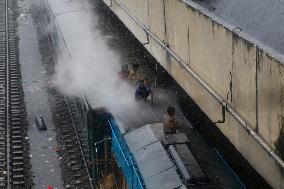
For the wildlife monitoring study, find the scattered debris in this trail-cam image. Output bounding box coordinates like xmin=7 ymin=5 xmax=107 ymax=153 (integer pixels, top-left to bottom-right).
xmin=35 ymin=116 xmax=47 ymax=131
xmin=52 ymin=145 xmax=60 ymax=152
xmin=18 ymin=13 xmax=27 ymax=21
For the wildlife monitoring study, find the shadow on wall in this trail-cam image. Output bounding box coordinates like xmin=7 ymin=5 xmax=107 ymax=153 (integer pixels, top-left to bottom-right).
xmin=275 ymin=115 xmax=284 ymax=161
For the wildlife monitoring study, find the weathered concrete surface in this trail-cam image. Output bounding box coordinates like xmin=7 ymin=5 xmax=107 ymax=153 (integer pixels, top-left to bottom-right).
xmin=101 ymin=0 xmax=284 ymax=188
xmin=194 ymin=0 xmax=284 ymax=55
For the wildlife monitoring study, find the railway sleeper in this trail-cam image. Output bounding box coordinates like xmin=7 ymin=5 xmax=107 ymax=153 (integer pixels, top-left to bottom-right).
xmin=66 ymin=144 xmax=79 ymax=150
xmin=12 ymin=180 xmax=25 ymax=186
xmin=10 ymin=113 xmax=20 ymax=117
xmin=11 ymin=140 xmax=22 ymax=145
xmin=12 ymin=162 xmax=24 ymax=168
xmin=0 ymin=163 xmax=6 ymax=169
xmin=60 ymin=131 xmax=73 ymax=137
xmin=11 ymin=127 xmax=22 ymax=132
xmin=10 ymin=109 xmax=21 ymax=114
xmin=10 ymin=91 xmax=20 ymax=95
xmin=68 ymin=160 xmax=78 ymax=166
xmin=57 ymin=114 xmax=71 ymax=120
xmin=10 ymin=95 xmax=20 ymax=99
xmin=11 ymin=145 xmax=22 ymax=150
xmin=71 ymin=163 xmax=81 ymax=171
xmin=9 ymin=52 xmax=18 ymax=57
xmin=12 ymin=174 xmax=24 ymax=181
xmin=68 ymin=155 xmax=79 ymax=161
xmin=12 ymin=151 xmax=23 ymax=156
xmin=12 ymin=156 xmax=24 ymax=161
xmin=12 ymin=168 xmax=24 ymax=173
xmin=68 ymin=149 xmax=80 ymax=155
xmin=10 ymin=107 xmax=20 ymax=112
xmin=0 ymin=182 xmax=6 ymax=187
xmin=62 ymin=134 xmax=73 ymax=140
xmin=10 ymin=83 xmax=20 ymax=88
xmin=73 ymin=173 xmax=82 ymax=179
xmin=0 ymin=159 xmax=6 ymax=164
xmin=10 ymin=102 xmax=20 ymax=106
xmin=11 ymin=97 xmax=21 ymax=102
xmin=9 ymin=68 xmax=18 ymax=72
xmin=57 ymin=111 xmax=70 ymax=118
xmin=10 ymin=122 xmax=21 ymax=127
xmin=61 ymin=129 xmax=74 ymax=136
xmin=60 ymin=125 xmax=73 ymax=131
xmin=10 ymin=117 xmax=21 ymax=122
xmin=0 ymin=147 xmax=5 ymax=151
xmin=9 ymin=73 xmax=19 ymax=77
xmin=0 ymin=141 xmax=5 ymax=146
xmin=11 ymin=135 xmax=21 ymax=140
xmin=11 ymin=130 xmax=21 ymax=135
xmin=74 ymin=179 xmax=83 ymax=185
xmin=10 ymin=82 xmax=19 ymax=86
xmin=9 ymin=58 xmax=17 ymax=62
xmin=60 ymin=122 xmax=72 ymax=128
xmin=9 ymin=80 xmax=19 ymax=84
xmin=64 ymin=138 xmax=77 ymax=144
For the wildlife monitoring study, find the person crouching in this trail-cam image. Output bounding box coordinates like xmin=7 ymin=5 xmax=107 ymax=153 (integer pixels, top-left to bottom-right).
xmin=135 ymin=77 xmax=153 ymax=103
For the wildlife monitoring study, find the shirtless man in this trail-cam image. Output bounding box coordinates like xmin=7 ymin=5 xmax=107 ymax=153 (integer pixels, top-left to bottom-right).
xmin=163 ymin=106 xmax=181 ymax=134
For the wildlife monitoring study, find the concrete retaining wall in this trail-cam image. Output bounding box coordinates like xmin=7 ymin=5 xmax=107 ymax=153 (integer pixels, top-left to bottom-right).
xmin=102 ymin=0 xmax=284 ymax=188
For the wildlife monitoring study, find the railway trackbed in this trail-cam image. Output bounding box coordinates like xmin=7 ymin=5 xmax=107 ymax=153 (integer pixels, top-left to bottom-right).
xmin=0 ymin=0 xmax=29 ymax=188
xmin=32 ymin=8 xmax=94 ymax=188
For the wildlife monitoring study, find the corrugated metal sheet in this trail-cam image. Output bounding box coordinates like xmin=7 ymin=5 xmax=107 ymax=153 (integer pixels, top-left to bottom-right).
xmin=124 ymin=125 xmax=183 ymax=189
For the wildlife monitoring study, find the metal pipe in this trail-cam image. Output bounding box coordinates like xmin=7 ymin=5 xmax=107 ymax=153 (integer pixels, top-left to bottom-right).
xmin=111 ymin=0 xmax=284 ymax=170
xmin=227 ymin=106 xmax=284 ymax=168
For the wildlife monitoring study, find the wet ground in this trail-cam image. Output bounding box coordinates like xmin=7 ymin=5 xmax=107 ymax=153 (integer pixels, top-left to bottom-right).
xmin=18 ymin=0 xmax=63 ymax=188
xmin=193 ymin=0 xmax=284 ymax=54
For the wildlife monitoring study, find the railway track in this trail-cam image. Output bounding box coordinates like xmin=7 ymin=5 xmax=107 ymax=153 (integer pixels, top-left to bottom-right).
xmin=53 ymin=94 xmax=93 ymax=188
xmin=0 ymin=0 xmax=27 ymax=188
xmin=32 ymin=7 xmax=94 ymax=188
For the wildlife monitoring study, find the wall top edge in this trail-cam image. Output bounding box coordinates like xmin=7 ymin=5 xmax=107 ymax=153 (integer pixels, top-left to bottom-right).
xmin=182 ymin=0 xmax=284 ymax=64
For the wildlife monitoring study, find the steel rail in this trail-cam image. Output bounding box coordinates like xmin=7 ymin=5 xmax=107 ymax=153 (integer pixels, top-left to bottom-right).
xmin=5 ymin=0 xmax=11 ymax=187
xmin=66 ymin=98 xmax=95 ymax=189
xmin=110 ymin=0 xmax=284 ymax=170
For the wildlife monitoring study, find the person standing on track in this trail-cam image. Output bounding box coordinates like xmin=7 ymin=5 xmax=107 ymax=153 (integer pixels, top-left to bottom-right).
xmin=163 ymin=106 xmax=181 ymax=134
